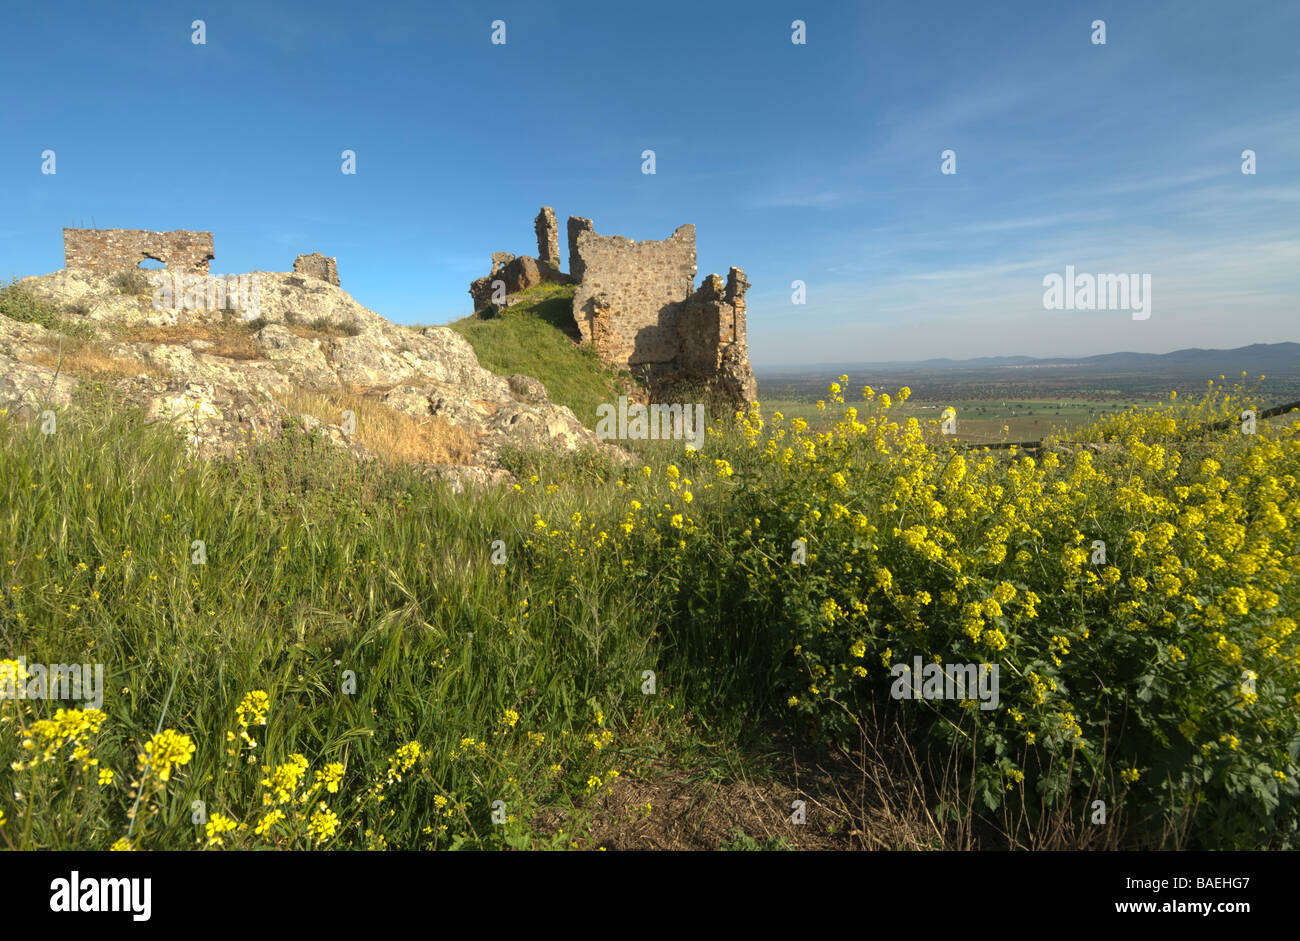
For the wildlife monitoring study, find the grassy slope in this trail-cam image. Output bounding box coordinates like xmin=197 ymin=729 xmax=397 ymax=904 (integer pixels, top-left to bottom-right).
xmin=443 ymin=283 xmax=630 ymax=431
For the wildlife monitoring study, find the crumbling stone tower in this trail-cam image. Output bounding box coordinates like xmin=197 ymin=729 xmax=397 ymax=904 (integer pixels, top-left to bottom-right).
xmin=468 ymin=208 xmax=572 ymax=311
xmin=567 ymin=216 xmax=594 ymax=281
xmin=675 ymin=268 xmax=757 ymax=405
xmin=534 ymin=207 xmax=560 ymax=267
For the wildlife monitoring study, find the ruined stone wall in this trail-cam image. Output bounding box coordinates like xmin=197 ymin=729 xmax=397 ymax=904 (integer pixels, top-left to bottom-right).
xmin=63 ymin=228 xmax=214 ymax=274
xmin=567 ymin=216 xmax=594 ymax=282
xmin=671 ymin=268 xmax=757 ymax=403
xmin=569 ymin=221 xmax=756 ymax=405
xmin=718 ymin=267 xmax=757 ymax=404
xmin=470 ymin=255 xmax=570 ymax=311
xmin=467 ymin=208 xmax=575 ymax=312
xmin=293 ymin=252 xmax=340 ymax=287
xmin=572 ymin=224 xmax=696 ymax=366
xmin=468 ymin=207 xmax=757 ymax=405
xmin=534 ymin=207 xmax=559 ymax=266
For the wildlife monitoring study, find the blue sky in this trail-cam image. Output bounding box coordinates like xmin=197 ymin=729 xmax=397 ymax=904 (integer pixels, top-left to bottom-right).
xmin=2 ymin=0 xmax=1296 ymax=366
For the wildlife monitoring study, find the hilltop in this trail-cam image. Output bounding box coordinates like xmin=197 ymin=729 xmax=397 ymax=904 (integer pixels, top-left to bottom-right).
xmin=0 ymin=267 xmax=622 ymax=489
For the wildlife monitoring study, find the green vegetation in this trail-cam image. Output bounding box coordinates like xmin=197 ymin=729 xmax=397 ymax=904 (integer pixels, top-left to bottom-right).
xmin=0 ymin=279 xmax=96 ymax=341
xmin=763 ymin=396 xmax=1164 ymax=442
xmin=3 ymin=285 xmax=1298 ymax=851
xmin=1 ymin=392 xmax=665 ymax=850
xmin=2 ymin=374 xmax=1296 ymax=850
xmin=109 ymin=270 xmax=152 ymax=297
xmin=720 ymin=829 xmax=791 ymax=851
xmin=444 ymin=283 xmax=629 ymax=430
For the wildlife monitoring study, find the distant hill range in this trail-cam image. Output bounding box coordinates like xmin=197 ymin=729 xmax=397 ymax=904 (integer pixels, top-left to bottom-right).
xmin=761 ymin=342 xmax=1300 ymax=378
xmin=758 ymin=342 xmax=1300 ymax=399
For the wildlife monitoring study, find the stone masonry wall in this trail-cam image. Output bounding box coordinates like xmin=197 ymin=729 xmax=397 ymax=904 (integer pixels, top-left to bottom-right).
xmin=63 ymin=228 xmax=214 ymax=274
xmin=534 ymin=207 xmax=560 ymax=266
xmin=293 ymin=252 xmax=340 ymax=287
xmin=675 ymin=267 xmax=757 ymax=404
xmin=567 ymin=216 xmax=594 ymax=282
xmin=468 ymin=207 xmax=757 ymax=405
xmin=572 ymin=224 xmax=696 ymax=366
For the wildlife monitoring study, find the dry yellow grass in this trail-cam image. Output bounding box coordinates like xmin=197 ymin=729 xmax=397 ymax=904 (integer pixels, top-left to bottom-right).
xmin=113 ymin=322 xmax=265 ymax=360
xmin=280 ymin=386 xmax=477 ymax=466
xmin=285 ymin=322 xmax=356 ymax=341
xmin=25 ymin=340 xmax=166 ymax=381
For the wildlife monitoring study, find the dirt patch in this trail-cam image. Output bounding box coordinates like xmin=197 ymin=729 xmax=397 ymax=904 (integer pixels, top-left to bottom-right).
xmin=578 ymin=771 xmax=848 ymax=850
xmin=532 ymin=709 xmax=1010 ymax=851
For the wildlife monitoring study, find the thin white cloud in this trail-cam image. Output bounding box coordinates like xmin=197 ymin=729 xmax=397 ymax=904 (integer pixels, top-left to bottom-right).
xmin=743 ymin=185 xmax=864 ymax=210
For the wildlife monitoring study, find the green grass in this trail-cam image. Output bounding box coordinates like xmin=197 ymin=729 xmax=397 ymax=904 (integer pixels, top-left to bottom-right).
xmin=719 ymin=828 xmax=791 ymax=851
xmin=3 ymin=365 xmax=1296 ymax=851
xmin=0 ymin=388 xmax=721 ymax=850
xmin=0 ymin=278 xmax=97 ymax=341
xmin=443 ymin=283 xmax=630 ymax=430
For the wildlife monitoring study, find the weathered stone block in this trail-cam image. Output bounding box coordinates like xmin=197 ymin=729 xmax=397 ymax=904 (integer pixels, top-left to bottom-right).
xmin=468 ymin=255 xmax=568 ymax=311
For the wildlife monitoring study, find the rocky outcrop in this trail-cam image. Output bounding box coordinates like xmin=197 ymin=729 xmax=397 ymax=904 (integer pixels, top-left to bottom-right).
xmin=3 ymin=268 xmax=623 ymax=486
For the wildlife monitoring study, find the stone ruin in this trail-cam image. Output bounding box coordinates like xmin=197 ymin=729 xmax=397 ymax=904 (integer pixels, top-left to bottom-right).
xmin=534 ymin=207 xmax=560 ymax=266
xmin=468 ymin=207 xmax=570 ymax=312
xmin=293 ymin=252 xmax=340 ymax=287
xmin=62 ymin=228 xmax=342 ymax=290
xmin=567 ymin=216 xmax=594 ymax=281
xmin=63 ymin=228 xmax=215 ymax=275
xmin=469 ymin=207 xmax=757 ymax=405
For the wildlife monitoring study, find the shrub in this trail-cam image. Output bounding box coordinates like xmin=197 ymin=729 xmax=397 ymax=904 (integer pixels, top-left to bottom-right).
xmin=524 ymin=379 xmax=1300 ymax=848
xmin=109 ymin=269 xmax=152 ymax=297
xmin=0 ymin=279 xmax=96 ymax=340
xmin=722 ymin=384 xmax=1298 ymax=847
